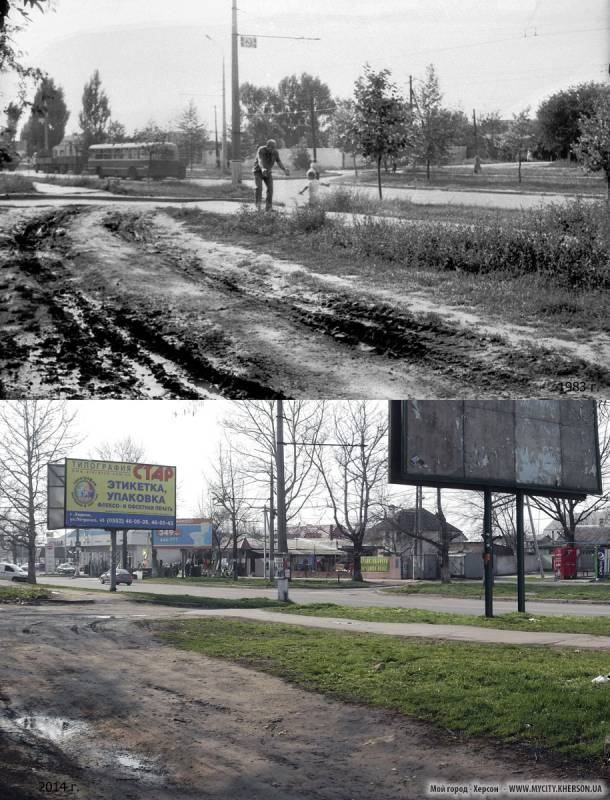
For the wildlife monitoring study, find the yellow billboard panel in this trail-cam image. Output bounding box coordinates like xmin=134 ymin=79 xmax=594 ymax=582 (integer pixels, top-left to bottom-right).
xmin=65 ymin=458 xmax=177 ymax=530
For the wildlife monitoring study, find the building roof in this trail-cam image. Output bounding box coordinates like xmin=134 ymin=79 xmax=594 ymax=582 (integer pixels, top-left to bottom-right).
xmin=369 ymin=507 xmax=465 ymax=541
xmin=239 ymin=536 xmax=343 ymax=555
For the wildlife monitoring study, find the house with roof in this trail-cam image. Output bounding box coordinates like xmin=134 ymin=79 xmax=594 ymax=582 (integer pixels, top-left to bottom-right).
xmin=367 ymin=506 xmax=467 ymax=579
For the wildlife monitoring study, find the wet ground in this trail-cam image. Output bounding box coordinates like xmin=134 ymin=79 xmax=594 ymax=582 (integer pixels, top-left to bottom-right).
xmin=1 ymin=203 xmax=607 ymax=398
xmin=0 ymin=596 xmax=602 ymax=800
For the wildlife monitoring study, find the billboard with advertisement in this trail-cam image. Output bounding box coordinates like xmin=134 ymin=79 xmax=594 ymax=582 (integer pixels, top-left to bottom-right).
xmin=154 ymin=518 xmax=213 ymax=548
xmin=388 ymin=400 xmax=602 ymax=499
xmin=64 ymin=459 xmax=177 ymax=530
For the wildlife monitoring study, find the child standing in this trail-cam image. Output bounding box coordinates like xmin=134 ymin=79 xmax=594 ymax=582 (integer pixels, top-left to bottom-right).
xmin=298 ymin=167 xmax=330 ymax=206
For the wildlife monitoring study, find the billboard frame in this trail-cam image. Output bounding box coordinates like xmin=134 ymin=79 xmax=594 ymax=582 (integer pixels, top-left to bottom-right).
xmin=388 ymin=400 xmax=601 ymax=501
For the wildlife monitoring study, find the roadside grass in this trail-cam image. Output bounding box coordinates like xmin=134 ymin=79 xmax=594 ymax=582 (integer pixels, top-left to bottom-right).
xmin=22 ymin=173 xmax=251 ymax=200
xmin=126 ymin=592 xmax=291 ymax=609
xmin=155 ymin=617 xmax=610 ymax=764
xmin=0 ymin=173 xmax=36 ymax=193
xmin=275 ymin=603 xmax=610 ymax=637
xmin=351 ymin=162 xmax=606 ymax=196
xmin=0 ymin=584 xmax=52 ymax=603
xmin=140 ymin=576 xmax=380 ymax=589
xmin=385 ymin=581 xmax=610 ymax=602
xmin=168 ymin=199 xmax=609 ymax=334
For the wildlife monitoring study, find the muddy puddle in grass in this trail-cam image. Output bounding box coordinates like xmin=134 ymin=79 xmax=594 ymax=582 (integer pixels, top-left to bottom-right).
xmin=0 ymin=713 xmax=167 ymax=785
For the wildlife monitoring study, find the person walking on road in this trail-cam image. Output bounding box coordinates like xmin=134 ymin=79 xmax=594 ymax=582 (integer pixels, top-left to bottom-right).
xmin=253 ymin=139 xmax=289 ymax=211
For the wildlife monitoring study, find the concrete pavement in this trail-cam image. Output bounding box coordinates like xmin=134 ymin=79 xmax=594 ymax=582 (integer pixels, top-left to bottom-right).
xmin=37 ymin=576 xmax=610 ymax=618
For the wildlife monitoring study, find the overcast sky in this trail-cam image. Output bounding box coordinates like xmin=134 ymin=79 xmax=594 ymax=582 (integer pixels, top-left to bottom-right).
xmin=67 ymin=399 xmax=555 ymax=537
xmin=8 ymin=0 xmax=609 ymax=136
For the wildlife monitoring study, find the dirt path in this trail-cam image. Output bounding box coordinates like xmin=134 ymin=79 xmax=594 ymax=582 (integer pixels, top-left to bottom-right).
xmin=0 ymin=602 xmax=599 ymax=800
xmin=1 ymin=204 xmax=607 ymax=398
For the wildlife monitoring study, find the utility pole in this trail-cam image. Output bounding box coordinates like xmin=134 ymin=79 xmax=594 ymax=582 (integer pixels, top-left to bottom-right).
xmin=222 ymin=56 xmax=228 ymax=173
xmin=263 ymin=506 xmax=268 ymax=578
xmin=483 ymin=489 xmax=493 ymax=618
xmin=231 ymin=508 xmax=238 ymax=580
xmin=269 ymin=462 xmax=275 ymax=578
xmin=310 ymin=94 xmax=317 ymax=163
xmin=214 ymin=105 xmax=220 ymax=169
xmin=122 ymin=530 xmax=128 ymax=569
xmin=231 ymin=0 xmax=241 ymax=185
xmin=276 ymin=400 xmax=288 ymax=555
xmin=472 ymin=109 xmax=481 ymax=173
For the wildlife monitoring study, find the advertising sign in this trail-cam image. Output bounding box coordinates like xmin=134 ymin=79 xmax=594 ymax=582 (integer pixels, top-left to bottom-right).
xmin=240 ymin=35 xmax=257 ymax=47
xmin=596 ymin=547 xmax=607 ymax=580
xmin=388 ymin=400 xmax=602 ymax=499
xmin=45 ymin=539 xmax=55 ymax=573
xmin=64 ymin=459 xmax=177 ymax=530
xmin=154 ymin=519 xmax=213 ymax=548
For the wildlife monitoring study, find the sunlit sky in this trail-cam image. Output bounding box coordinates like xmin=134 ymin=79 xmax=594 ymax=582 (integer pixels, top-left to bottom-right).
xmin=6 ymin=0 xmax=609 ymax=136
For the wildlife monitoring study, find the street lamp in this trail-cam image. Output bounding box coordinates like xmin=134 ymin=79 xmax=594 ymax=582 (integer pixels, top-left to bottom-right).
xmin=204 ymin=34 xmax=228 ymax=175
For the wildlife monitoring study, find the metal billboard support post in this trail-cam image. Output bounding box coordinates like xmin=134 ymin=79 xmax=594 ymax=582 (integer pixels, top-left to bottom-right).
xmin=109 ymin=529 xmax=117 ymax=592
xmin=483 ymin=489 xmax=493 ymax=618
xmin=515 ymin=489 xmax=526 ymax=613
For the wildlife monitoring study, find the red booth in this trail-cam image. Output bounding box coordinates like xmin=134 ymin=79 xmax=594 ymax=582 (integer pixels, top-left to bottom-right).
xmin=552 ymin=546 xmax=577 ymax=580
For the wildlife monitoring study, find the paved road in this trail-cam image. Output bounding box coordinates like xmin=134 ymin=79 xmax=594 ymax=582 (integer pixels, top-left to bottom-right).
xmin=5 ymin=174 xmax=592 ymax=211
xmin=37 ymin=576 xmax=610 ymax=618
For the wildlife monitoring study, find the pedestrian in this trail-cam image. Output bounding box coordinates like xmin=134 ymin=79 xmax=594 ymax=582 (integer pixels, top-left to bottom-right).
xmin=298 ymin=167 xmax=330 ymax=206
xmin=253 ymin=138 xmax=289 ymax=211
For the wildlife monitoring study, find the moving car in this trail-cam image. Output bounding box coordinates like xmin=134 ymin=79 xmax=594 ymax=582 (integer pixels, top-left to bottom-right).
xmin=0 ymin=562 xmax=28 ymax=582
xmin=99 ymin=568 xmax=133 ymax=586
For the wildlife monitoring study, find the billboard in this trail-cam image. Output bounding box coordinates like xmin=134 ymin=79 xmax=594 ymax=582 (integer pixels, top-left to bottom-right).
xmin=64 ymin=459 xmax=177 ymax=530
xmin=388 ymin=400 xmax=602 ymax=498
xmin=154 ymin=518 xmax=213 ymax=548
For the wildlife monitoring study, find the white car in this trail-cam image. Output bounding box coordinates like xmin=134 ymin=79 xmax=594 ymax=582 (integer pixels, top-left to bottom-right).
xmin=0 ymin=562 xmax=28 ymax=582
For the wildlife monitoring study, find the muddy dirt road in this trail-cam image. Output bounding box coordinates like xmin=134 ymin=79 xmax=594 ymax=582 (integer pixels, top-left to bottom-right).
xmin=0 ymin=597 xmax=597 ymax=800
xmin=1 ymin=203 xmax=607 ymax=398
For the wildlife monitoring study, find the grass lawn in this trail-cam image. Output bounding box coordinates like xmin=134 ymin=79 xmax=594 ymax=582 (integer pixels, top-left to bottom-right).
xmin=154 ymin=617 xmax=610 ymax=765
xmin=141 ymin=576 xmax=379 ymax=589
xmin=351 ymin=163 xmax=606 ymax=196
xmin=385 ymin=581 xmax=610 ymax=603
xmin=0 ymin=584 xmax=52 ymax=603
xmin=168 ymin=200 xmax=610 ymax=336
xmin=275 ymin=603 xmax=610 ymax=637
xmin=126 ymin=592 xmax=291 ymax=609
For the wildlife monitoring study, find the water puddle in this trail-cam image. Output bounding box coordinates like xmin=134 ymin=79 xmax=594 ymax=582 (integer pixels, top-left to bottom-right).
xmin=2 ymin=713 xmax=166 ymax=785
xmin=15 ymin=715 xmax=87 ymax=743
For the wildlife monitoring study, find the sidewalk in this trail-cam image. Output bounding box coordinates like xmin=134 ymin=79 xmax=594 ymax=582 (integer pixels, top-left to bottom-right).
xmin=177 ymin=607 xmax=610 ymax=651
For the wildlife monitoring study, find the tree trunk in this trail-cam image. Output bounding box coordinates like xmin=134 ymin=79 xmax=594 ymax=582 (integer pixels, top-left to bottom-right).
xmin=518 ymin=154 xmax=522 ymax=184
xmin=353 ymin=152 xmax=358 ymax=178
xmin=436 ymin=489 xmax=451 ymax=584
xmin=426 ymin=157 xmax=431 ymax=181
xmin=377 ymin=155 xmax=382 ymax=200
xmin=232 ymin=512 xmax=238 ymax=581
xmin=352 ymin=551 xmax=363 ymax=582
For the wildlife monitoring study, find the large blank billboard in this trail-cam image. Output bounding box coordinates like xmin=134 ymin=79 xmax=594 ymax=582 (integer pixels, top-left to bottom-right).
xmin=388 ymin=400 xmax=602 ymax=498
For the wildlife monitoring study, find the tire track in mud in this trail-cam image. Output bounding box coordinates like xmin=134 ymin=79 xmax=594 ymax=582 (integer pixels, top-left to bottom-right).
xmin=1 ymin=208 xmax=282 ymax=398
xmin=133 ymin=211 xmax=610 ymax=396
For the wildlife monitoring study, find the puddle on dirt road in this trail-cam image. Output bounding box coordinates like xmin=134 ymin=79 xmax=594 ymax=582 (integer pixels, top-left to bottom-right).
xmin=2 ymin=713 xmax=167 ymax=785
xmin=15 ymin=715 xmax=86 ymax=743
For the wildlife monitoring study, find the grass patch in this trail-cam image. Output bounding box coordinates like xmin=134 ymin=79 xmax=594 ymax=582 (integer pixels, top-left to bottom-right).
xmin=0 ymin=584 xmax=52 ymax=603
xmin=29 ymin=173 xmax=252 ymax=200
xmin=126 ymin=592 xmax=291 ymax=609
xmin=276 ymin=603 xmax=610 ymax=637
xmin=168 ymin=199 xmax=609 ymax=333
xmin=0 ymin=173 xmax=36 ymax=193
xmin=386 ymin=581 xmax=610 ymax=602
xmin=141 ymin=576 xmax=380 ymax=589
xmin=155 ymin=617 xmax=610 ymax=765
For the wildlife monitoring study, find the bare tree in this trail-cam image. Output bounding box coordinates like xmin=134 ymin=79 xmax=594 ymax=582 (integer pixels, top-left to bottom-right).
xmin=208 ymin=443 xmax=251 ymax=580
xmin=197 ymin=489 xmax=233 ymax=574
xmin=529 ymin=401 xmax=610 ymax=544
xmin=314 ymin=401 xmax=387 ymax=582
xmin=222 ymin=401 xmax=325 ymax=523
xmin=0 ymin=401 xmax=79 ymax=584
xmin=92 ymin=436 xmax=147 ymax=573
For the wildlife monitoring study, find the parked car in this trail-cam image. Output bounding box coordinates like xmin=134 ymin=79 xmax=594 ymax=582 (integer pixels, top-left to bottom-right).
xmin=56 ymin=562 xmax=78 ymax=575
xmin=99 ymin=568 xmax=133 ymax=586
xmin=0 ymin=562 xmax=28 ymax=582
